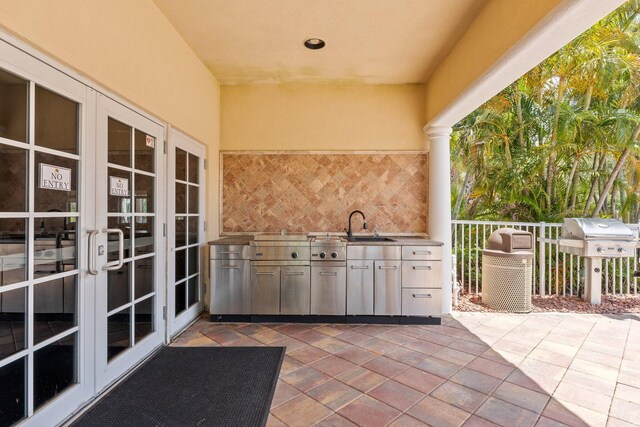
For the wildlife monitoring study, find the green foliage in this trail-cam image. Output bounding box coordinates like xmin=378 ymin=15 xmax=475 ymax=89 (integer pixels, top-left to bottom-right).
xmin=452 ymin=1 xmax=640 ymax=222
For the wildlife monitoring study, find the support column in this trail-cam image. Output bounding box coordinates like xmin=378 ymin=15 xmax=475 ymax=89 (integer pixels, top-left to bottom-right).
xmin=425 ymin=126 xmax=453 ymax=314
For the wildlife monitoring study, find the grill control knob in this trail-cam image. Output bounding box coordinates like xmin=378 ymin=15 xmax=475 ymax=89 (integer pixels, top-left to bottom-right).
xmin=319 ymin=252 xmax=326 ymax=259
xmin=331 ymin=252 xmax=338 ymax=259
xmin=618 ymin=248 xmax=626 ymax=254
xmin=291 ymin=252 xmax=298 ymax=259
xmin=597 ymin=247 xmax=604 ymax=254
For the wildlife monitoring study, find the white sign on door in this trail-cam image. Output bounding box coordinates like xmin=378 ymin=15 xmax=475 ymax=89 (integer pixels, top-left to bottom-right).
xmin=39 ymin=163 xmax=71 ymax=192
xmin=145 ymin=135 xmax=155 ymax=148
xmin=109 ymin=176 xmax=129 ymax=196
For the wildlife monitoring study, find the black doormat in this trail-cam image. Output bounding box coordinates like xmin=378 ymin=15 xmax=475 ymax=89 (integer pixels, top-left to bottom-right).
xmin=72 ymin=347 xmax=285 ymax=427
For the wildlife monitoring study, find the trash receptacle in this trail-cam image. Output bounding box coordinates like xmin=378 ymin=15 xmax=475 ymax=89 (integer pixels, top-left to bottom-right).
xmin=482 ymin=228 xmax=533 ymax=313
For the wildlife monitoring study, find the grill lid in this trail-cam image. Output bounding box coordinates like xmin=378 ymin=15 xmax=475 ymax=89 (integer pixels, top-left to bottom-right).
xmin=562 ymin=218 xmax=635 ymax=241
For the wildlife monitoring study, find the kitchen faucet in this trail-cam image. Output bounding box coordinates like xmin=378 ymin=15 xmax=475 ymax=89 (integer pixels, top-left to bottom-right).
xmin=345 ymin=210 xmax=367 ymax=239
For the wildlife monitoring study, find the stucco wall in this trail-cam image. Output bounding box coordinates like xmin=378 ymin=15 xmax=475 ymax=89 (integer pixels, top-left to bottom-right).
xmin=221 ymin=84 xmax=426 ymax=151
xmin=0 ymin=0 xmax=221 ymax=238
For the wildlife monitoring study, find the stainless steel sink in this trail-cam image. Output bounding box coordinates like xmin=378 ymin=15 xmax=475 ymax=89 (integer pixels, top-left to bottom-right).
xmin=347 ymin=236 xmax=395 ymax=242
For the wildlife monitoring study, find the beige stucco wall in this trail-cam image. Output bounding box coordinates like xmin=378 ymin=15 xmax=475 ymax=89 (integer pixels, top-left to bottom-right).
xmin=426 ymin=0 xmax=563 ymax=124
xmin=221 ymin=84 xmax=426 ymax=151
xmin=0 ymin=0 xmax=221 ymax=238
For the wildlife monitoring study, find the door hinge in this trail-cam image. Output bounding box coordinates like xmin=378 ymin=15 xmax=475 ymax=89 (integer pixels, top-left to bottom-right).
xmin=204 ymin=159 xmax=207 ymax=170
xmin=204 ymin=221 xmax=207 ymax=231
xmin=163 ymin=306 xmax=167 ymax=320
xmin=163 ymin=223 xmax=167 ymax=237
xmin=164 ymin=140 xmax=167 ymax=154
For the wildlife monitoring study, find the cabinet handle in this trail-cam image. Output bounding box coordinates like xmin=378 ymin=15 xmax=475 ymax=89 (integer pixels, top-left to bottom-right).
xmin=220 ymin=251 xmax=239 ymax=255
xmin=350 ymin=265 xmax=370 ymax=270
xmin=413 ymin=250 xmax=432 ymax=255
xmin=285 ymin=271 xmax=305 ymax=276
xmin=412 ymin=293 xmax=432 ymax=298
xmin=319 ymin=272 xmax=337 ymax=276
xmin=219 ymin=265 xmax=240 ymax=269
xmin=378 ymin=266 xmax=398 ymax=270
xmin=413 ymin=266 xmax=432 ymax=270
xmin=255 ymin=271 xmax=275 ymax=275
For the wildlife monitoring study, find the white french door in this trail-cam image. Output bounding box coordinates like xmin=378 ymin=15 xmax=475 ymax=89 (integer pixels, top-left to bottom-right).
xmin=92 ymin=95 xmax=166 ymax=391
xmin=167 ymin=129 xmax=205 ymax=338
xmin=0 ymin=38 xmax=91 ymax=426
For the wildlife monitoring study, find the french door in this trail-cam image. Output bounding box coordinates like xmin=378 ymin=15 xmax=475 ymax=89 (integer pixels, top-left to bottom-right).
xmin=93 ymin=95 xmax=165 ymax=391
xmin=0 ymin=39 xmax=91 ymax=426
xmin=167 ymin=129 xmax=205 ymax=337
xmin=0 ymin=36 xmax=168 ymax=426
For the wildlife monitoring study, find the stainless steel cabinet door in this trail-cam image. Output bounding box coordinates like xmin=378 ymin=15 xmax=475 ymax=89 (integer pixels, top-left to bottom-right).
xmin=310 ymin=266 xmax=346 ymax=315
xmin=281 ymin=266 xmax=310 ymax=315
xmin=211 ymin=260 xmax=250 ymax=314
xmin=346 ymin=260 xmax=374 ymax=315
xmin=374 ymin=260 xmax=401 ymax=315
xmin=250 ymin=265 xmax=281 ymax=314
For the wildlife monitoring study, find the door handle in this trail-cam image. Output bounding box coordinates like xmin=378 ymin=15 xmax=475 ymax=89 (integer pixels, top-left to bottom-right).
xmin=87 ymin=230 xmax=99 ymax=275
xmin=285 ymin=271 xmax=305 ymax=276
xmin=319 ymin=272 xmax=337 ymax=276
xmin=219 ymin=265 xmax=240 ymax=269
xmin=412 ymin=293 xmax=432 ymax=298
xmin=255 ymin=271 xmax=275 ymax=275
xmin=102 ymin=228 xmax=124 ymax=271
xmin=378 ymin=266 xmax=398 ymax=270
xmin=350 ymin=265 xmax=370 ymax=270
xmin=413 ymin=251 xmax=432 ymax=255
xmin=413 ymin=266 xmax=432 ymax=270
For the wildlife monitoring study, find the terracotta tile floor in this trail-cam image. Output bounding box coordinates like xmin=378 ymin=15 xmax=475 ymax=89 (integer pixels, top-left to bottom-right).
xmin=172 ymin=312 xmax=640 ymax=427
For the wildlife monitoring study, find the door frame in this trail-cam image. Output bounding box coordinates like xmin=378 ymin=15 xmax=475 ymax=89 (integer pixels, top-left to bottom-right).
xmin=166 ymin=127 xmax=206 ymax=339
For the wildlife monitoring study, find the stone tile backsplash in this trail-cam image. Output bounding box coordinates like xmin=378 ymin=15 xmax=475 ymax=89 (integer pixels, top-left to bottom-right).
xmin=221 ymin=153 xmax=428 ymax=233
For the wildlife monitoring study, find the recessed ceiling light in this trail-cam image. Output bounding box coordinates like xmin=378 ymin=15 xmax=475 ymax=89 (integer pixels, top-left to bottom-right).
xmin=304 ymin=38 xmax=325 ymax=50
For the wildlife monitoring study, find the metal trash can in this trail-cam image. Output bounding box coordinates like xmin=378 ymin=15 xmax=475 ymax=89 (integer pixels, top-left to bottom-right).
xmin=482 ymin=228 xmax=534 ymax=313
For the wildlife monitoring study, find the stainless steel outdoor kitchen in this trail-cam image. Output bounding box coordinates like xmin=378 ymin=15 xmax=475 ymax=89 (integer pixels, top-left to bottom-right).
xmin=209 ymin=230 xmax=444 ymax=325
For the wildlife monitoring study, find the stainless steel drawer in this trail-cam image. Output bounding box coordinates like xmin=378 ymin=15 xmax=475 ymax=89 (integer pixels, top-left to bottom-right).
xmin=402 ymin=289 xmax=442 ymax=316
xmin=374 ymin=260 xmax=401 ymax=315
xmin=310 ymin=266 xmax=346 ymax=315
xmin=347 ymin=245 xmax=401 ymax=260
xmin=401 ymin=261 xmax=441 ymax=289
xmin=211 ymin=244 xmax=250 ymax=260
xmin=211 ymin=260 xmax=250 ymax=314
xmin=402 ymin=246 xmax=442 ymax=261
xmin=281 ymin=266 xmax=310 ymax=315
xmin=250 ymin=265 xmax=281 ymax=314
xmin=347 ymin=260 xmax=374 ymax=315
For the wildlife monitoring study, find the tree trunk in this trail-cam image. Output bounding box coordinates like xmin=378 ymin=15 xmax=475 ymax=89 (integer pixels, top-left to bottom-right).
xmin=592 ymin=147 xmax=632 ymax=217
xmin=516 ymin=89 xmax=525 ymax=149
xmin=564 ymin=155 xmax=581 ymax=209
xmin=582 ymin=154 xmax=603 ymax=216
xmin=545 ymin=76 xmax=566 ymax=211
xmin=453 ymin=171 xmax=471 ymax=220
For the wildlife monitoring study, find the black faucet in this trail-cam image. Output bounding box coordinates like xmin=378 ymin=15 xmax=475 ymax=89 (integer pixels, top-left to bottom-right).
xmin=345 ymin=210 xmax=367 ymax=239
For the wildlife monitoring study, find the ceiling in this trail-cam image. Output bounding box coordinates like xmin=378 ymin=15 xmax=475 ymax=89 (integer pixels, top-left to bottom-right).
xmin=153 ymin=0 xmax=488 ymax=85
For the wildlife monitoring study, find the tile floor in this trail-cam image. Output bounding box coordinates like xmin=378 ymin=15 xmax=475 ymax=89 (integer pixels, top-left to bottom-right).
xmin=172 ymin=312 xmax=640 ymax=427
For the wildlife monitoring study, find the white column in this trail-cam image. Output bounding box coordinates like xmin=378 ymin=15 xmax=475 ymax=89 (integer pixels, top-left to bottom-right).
xmin=425 ymin=126 xmax=453 ymax=314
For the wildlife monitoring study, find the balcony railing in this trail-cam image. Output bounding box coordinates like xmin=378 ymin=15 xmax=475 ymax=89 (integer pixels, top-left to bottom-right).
xmin=452 ymin=220 xmax=639 ymax=296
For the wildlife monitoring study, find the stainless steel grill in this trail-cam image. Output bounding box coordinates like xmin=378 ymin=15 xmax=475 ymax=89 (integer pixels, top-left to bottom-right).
xmin=559 ymin=218 xmax=639 ymax=304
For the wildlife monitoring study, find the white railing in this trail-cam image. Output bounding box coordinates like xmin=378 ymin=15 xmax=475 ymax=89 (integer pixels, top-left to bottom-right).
xmin=452 ymin=220 xmax=639 ymax=296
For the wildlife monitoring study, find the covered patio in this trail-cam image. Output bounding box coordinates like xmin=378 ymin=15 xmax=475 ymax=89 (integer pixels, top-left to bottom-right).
xmin=174 ymin=312 xmax=640 ymax=426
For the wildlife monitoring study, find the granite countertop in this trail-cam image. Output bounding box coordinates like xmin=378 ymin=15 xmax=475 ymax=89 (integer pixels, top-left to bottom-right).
xmin=208 ymin=235 xmax=442 ymax=246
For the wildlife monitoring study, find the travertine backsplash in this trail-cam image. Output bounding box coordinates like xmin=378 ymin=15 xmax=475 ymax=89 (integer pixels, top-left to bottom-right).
xmin=221 ymin=152 xmax=428 ymax=233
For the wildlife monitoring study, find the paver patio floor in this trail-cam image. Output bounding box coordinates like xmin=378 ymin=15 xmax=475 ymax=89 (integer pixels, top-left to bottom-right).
xmin=172 ymin=312 xmax=640 ymax=427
